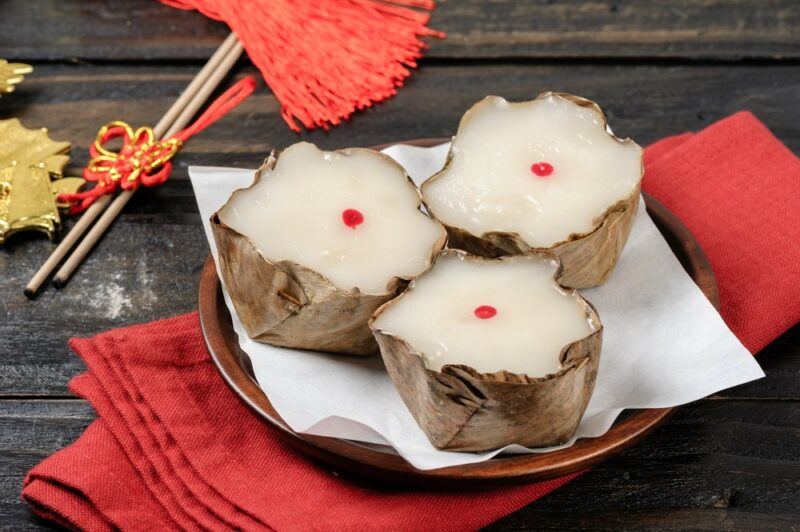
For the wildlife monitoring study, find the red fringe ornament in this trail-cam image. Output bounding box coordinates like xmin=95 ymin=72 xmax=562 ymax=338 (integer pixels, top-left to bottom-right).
xmin=159 ymin=0 xmax=443 ymax=131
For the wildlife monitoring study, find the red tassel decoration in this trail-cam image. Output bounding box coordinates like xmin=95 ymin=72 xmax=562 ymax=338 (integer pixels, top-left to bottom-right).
xmin=159 ymin=0 xmax=443 ymax=131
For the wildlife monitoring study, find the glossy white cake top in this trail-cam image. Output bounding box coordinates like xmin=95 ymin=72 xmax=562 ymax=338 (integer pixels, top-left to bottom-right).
xmin=372 ymin=253 xmax=598 ymax=377
xmin=217 ymin=142 xmax=445 ymax=295
xmin=423 ymin=94 xmax=643 ymax=248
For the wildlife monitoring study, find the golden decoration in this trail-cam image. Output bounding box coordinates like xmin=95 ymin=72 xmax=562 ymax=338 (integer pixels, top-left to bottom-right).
xmin=0 ymin=60 xmax=33 ymax=95
xmin=0 ymin=119 xmax=85 ymax=243
xmin=87 ymin=121 xmax=183 ymax=185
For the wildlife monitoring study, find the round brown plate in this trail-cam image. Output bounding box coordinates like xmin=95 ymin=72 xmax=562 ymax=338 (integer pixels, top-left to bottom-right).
xmin=198 ymin=138 xmax=719 ymax=488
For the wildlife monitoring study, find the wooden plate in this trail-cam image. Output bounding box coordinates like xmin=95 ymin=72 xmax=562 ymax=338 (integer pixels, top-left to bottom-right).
xmin=198 ymin=138 xmax=719 ymax=488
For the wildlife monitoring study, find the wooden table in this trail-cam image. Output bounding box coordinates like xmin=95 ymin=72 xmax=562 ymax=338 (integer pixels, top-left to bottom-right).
xmin=1 ymin=1 xmax=799 ymax=529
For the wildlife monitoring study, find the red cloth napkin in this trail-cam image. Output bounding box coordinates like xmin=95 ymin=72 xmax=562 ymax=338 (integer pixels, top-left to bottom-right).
xmin=24 ymin=314 xmax=579 ymax=531
xmin=23 ymin=112 xmax=800 ymax=530
xmin=643 ymin=112 xmax=800 ymax=352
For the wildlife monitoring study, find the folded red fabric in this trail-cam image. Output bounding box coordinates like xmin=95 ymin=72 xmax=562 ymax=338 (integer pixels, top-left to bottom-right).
xmin=23 ymin=112 xmax=800 ymax=530
xmin=24 ymin=314 xmax=579 ymax=531
xmin=643 ymin=112 xmax=800 ymax=353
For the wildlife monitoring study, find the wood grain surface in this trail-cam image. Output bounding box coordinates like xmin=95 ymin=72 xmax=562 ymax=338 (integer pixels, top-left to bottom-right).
xmin=3 ymin=0 xmax=799 ymax=60
xmin=0 ymin=0 xmax=798 ymax=529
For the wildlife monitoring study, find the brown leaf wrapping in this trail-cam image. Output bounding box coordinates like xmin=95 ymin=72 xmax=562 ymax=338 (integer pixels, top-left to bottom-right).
xmin=370 ymin=252 xmax=603 ymax=451
xmin=442 ymin=186 xmax=640 ymax=289
xmin=421 ymin=92 xmax=644 ymax=289
xmin=211 ymin=151 xmax=446 ymax=356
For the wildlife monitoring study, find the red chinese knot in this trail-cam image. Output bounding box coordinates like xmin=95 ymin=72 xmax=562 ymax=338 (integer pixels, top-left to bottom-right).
xmin=58 ymin=77 xmax=256 ymax=213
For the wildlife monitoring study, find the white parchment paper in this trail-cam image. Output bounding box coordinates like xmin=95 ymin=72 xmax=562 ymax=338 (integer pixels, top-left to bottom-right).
xmin=189 ymin=143 xmax=764 ymax=471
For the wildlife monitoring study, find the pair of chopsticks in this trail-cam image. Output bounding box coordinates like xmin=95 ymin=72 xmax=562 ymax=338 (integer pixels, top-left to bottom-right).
xmin=25 ymin=33 xmax=244 ymax=297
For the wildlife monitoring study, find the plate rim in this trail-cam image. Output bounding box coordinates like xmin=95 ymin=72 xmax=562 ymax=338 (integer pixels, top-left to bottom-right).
xmin=198 ymin=138 xmax=719 ymax=487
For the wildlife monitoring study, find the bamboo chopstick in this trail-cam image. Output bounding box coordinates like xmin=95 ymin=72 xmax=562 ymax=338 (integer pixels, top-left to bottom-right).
xmin=153 ymin=33 xmax=241 ymax=139
xmin=25 ymin=33 xmax=241 ymax=296
xmin=23 ymin=196 xmax=112 ymax=297
xmin=53 ymin=40 xmax=244 ymax=288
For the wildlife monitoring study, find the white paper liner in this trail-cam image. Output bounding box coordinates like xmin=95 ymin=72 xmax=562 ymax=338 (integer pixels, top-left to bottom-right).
xmin=189 ymin=142 xmax=764 ymax=471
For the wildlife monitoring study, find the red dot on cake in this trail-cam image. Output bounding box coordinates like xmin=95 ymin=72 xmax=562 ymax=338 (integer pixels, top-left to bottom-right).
xmin=530 ymin=162 xmax=554 ymax=177
xmin=342 ymin=208 xmax=364 ymax=228
xmin=474 ymin=305 xmax=498 ymax=319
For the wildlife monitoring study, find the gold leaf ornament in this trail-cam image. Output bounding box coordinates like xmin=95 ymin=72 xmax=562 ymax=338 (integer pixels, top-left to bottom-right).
xmin=0 ymin=60 xmax=33 ymax=95
xmin=0 ymin=119 xmax=85 ymax=243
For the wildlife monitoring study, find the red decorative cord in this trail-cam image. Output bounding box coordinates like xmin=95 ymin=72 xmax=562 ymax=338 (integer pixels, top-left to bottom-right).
xmin=158 ymin=0 xmax=442 ymax=131
xmin=59 ymin=77 xmax=256 ymax=213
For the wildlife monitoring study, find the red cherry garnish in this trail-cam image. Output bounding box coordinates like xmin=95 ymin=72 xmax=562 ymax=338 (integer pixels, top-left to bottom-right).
xmin=530 ymin=162 xmax=554 ymax=177
xmin=474 ymin=305 xmax=498 ymax=319
xmin=342 ymin=208 xmax=364 ymax=229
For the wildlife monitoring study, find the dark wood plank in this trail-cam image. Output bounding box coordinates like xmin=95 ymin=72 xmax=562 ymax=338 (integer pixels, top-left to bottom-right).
xmin=2 ymin=0 xmax=799 ymax=62
xmin=1 ymin=222 xmax=208 ymax=395
xmin=714 ymin=324 xmax=800 ymax=401
xmin=491 ymin=509 xmax=800 ymax=531
xmin=488 ymin=400 xmax=800 ymax=530
xmin=2 ymin=61 xmax=799 ymax=395
xmin=2 ymin=399 xmax=799 ymax=530
xmin=0 ymin=400 xmax=93 ymax=530
xmin=429 ymin=0 xmax=800 ymax=60
xmin=5 ymin=62 xmax=800 ymax=161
